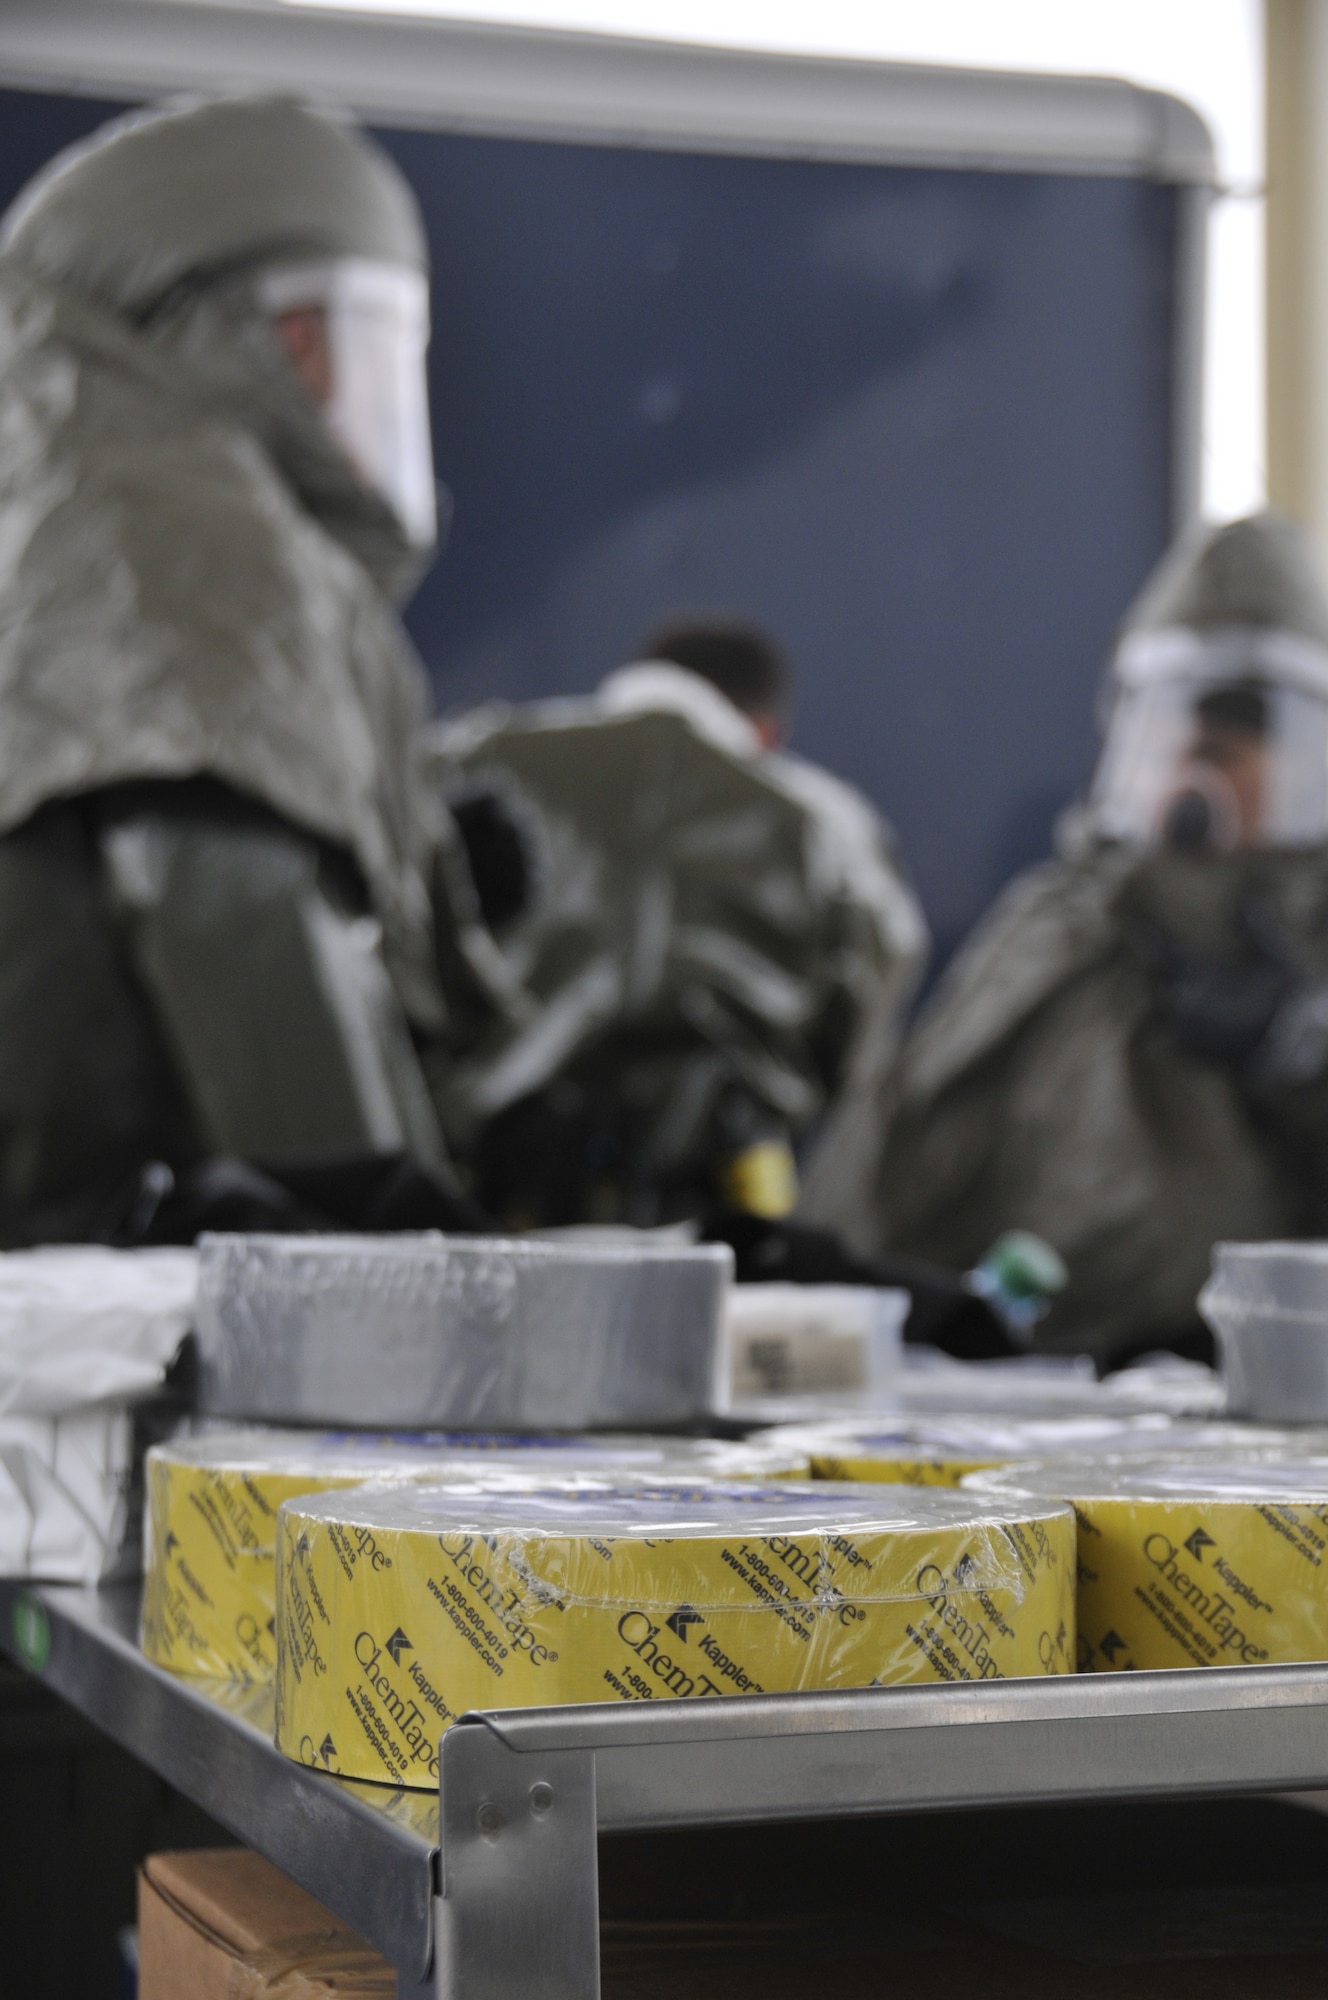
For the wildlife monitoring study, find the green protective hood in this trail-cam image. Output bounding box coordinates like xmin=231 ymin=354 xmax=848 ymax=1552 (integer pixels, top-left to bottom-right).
xmin=1 ymin=96 xmax=435 ymax=599
xmin=0 ymin=249 xmax=445 ymax=1029
xmin=431 ymin=673 xmax=928 ymax=1154
xmin=0 ymin=96 xmax=427 ymax=317
xmin=877 ymin=837 xmax=1328 ymax=1360
xmin=1123 ymin=510 xmax=1328 ymax=646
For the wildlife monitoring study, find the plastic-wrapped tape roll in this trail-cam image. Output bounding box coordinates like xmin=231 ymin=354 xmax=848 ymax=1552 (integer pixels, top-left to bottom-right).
xmin=770 ymin=1416 xmax=1289 ymax=1489
xmin=966 ymin=1454 xmax=1328 ymax=1671
xmin=274 ymin=1479 xmax=1076 ymax=1788
xmin=141 ymin=1429 xmax=810 ymax=1683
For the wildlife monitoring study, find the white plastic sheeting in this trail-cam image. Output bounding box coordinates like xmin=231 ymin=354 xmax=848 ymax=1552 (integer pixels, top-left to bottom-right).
xmin=0 ymin=1247 xmax=196 ymax=1419
xmin=0 ymin=1247 xmax=196 ymax=1581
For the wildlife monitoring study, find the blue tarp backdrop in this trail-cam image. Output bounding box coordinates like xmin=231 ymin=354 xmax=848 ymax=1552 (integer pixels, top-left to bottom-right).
xmin=0 ymin=85 xmax=1178 ymax=964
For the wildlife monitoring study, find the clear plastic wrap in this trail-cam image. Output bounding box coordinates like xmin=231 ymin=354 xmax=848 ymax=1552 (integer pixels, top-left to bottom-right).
xmin=749 ymin=1350 xmax=1226 ymax=1426
xmin=141 ymin=1427 xmax=809 ymax=1682
xmin=1200 ymin=1242 xmax=1328 ymax=1421
xmin=760 ymin=1412 xmax=1236 ymax=1488
xmin=724 ymin=1285 xmax=907 ymax=1406
xmin=966 ymin=1451 xmax=1328 ymax=1671
xmin=274 ymin=1479 xmax=1076 ymax=1787
xmin=195 ymin=1233 xmax=732 ymax=1429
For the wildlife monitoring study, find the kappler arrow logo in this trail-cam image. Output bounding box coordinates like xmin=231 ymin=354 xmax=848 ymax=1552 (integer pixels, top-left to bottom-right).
xmin=1100 ymin=1630 xmax=1127 ymax=1663
xmin=164 ymin=1532 xmax=179 ymax=1556
xmin=386 ymin=1627 xmax=413 ymax=1665
xmin=318 ymin=1735 xmax=337 ymax=1769
xmin=1185 ymin=1527 xmax=1216 ymax=1562
xmin=665 ymin=1606 xmax=704 ymax=1642
xmin=295 ymin=1533 xmax=310 ymax=1560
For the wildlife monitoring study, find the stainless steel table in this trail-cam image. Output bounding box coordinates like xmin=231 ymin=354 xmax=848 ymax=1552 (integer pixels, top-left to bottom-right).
xmin=7 ymin=1579 xmax=1328 ymax=1999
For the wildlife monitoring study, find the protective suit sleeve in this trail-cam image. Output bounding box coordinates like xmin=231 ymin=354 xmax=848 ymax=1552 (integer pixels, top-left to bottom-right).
xmin=96 ymin=795 xmax=451 ymax=1177
xmin=743 ymin=754 xmax=928 ymax=1247
xmin=818 ymin=855 xmax=1118 ymax=1261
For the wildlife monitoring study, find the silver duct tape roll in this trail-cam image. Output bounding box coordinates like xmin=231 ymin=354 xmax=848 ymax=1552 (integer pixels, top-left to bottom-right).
xmin=195 ymin=1233 xmax=733 ymax=1428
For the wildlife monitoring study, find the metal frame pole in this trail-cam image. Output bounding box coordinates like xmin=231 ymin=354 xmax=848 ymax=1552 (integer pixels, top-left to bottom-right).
xmin=398 ymin=1966 xmax=440 ymax=2000
xmin=437 ymin=1725 xmax=600 ymax=2000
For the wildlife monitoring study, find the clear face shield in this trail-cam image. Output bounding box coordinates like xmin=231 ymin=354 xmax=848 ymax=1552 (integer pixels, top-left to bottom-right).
xmin=1089 ymin=627 xmax=1328 ymax=852
xmin=257 ymin=257 xmax=437 ymax=549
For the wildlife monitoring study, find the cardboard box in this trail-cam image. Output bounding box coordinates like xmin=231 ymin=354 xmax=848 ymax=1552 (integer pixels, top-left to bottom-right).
xmin=137 ymin=1848 xmax=394 ymax=1999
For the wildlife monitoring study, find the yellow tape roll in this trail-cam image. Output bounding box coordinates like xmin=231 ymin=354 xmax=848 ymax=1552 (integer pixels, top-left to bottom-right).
xmin=772 ymin=1416 xmax=1284 ymax=1490
xmin=967 ymin=1455 xmax=1328 ymax=1671
xmin=141 ymin=1429 xmax=810 ymax=1684
xmin=274 ymin=1480 xmax=1075 ymax=1789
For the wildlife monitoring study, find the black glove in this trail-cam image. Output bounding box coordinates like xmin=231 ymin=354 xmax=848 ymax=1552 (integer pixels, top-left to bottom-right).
xmin=1138 ymin=891 xmax=1328 ymax=1094
xmin=1139 ymin=896 xmax=1300 ymax=1070
xmin=108 ymin=1151 xmax=494 ymax=1244
xmin=702 ymin=1214 xmax=1018 ymax=1361
xmin=450 ymin=785 xmax=534 ymax=932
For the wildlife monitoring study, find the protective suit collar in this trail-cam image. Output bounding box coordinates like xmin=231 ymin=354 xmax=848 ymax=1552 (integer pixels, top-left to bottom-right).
xmin=598 ymin=661 xmax=762 ymax=759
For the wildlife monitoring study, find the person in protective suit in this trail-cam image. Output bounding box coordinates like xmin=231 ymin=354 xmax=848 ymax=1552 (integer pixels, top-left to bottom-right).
xmin=0 ymin=95 xmax=474 ymax=1244
xmin=430 ymin=617 xmax=929 ymax=1231
xmin=868 ymin=511 xmax=1328 ymax=1368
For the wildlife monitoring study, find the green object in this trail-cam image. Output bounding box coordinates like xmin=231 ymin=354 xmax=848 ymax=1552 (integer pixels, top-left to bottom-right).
xmin=432 ymin=666 xmax=928 ymax=1226
xmin=13 ymin=1595 xmax=50 ymax=1673
xmin=979 ymin=1231 xmax=1068 ymax=1306
xmin=967 ymin=1229 xmax=1068 ymax=1344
